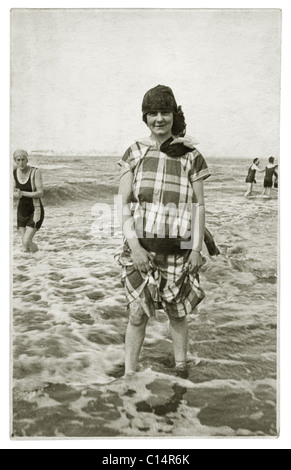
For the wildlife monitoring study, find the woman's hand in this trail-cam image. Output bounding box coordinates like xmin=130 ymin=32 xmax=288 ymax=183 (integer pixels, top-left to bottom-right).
xmin=14 ymin=188 xmax=23 ymax=199
xmin=187 ymin=250 xmax=206 ymax=275
xmin=131 ymin=245 xmax=154 ymax=276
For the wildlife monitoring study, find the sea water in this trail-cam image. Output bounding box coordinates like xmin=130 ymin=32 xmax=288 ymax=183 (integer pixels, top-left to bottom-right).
xmin=12 ymin=155 xmax=278 ymax=438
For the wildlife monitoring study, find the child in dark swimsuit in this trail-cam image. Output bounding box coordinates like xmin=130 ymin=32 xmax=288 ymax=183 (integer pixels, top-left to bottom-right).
xmin=13 ymin=149 xmax=44 ymax=252
xmin=244 ymin=157 xmax=264 ymax=197
xmin=262 ymin=157 xmax=277 ymax=198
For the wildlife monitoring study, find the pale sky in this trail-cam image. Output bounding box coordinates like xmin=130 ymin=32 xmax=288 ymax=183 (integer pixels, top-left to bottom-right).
xmin=10 ymin=8 xmax=281 ymax=158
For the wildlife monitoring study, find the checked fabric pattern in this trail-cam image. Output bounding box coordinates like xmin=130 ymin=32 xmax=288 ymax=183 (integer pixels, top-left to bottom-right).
xmin=118 ymin=137 xmax=210 ymax=249
xmin=117 ymin=137 xmax=210 ymax=317
xmin=116 ymin=244 xmax=206 ymax=319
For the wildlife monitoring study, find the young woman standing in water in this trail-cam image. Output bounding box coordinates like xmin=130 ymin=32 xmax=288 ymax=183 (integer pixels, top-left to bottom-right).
xmin=117 ymin=85 xmax=210 ymax=378
xmin=13 ymin=149 xmax=44 ymax=252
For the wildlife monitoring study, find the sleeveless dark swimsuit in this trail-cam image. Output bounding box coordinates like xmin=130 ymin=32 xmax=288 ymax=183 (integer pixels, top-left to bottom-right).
xmin=264 ymin=166 xmax=276 ymax=188
xmin=13 ymin=167 xmax=44 ymax=230
xmin=246 ymin=165 xmax=256 ymax=183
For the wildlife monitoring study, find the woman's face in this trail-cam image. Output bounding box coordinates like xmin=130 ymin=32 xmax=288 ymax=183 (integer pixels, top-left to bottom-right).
xmin=15 ymin=155 xmax=28 ymax=170
xmin=146 ymin=111 xmax=173 ymax=139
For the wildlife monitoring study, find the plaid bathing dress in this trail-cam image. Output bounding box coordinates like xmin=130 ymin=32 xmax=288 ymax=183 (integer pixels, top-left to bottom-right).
xmin=118 ymin=137 xmax=211 ymax=320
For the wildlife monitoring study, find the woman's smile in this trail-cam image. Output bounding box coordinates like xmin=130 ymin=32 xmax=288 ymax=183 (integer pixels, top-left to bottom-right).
xmin=146 ymin=111 xmax=173 ymax=140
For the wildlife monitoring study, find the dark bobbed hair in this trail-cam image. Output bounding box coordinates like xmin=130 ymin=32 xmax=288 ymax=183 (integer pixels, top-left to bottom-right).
xmin=253 ymin=157 xmax=259 ymax=164
xmin=172 ymin=106 xmax=187 ymax=136
xmin=268 ymin=156 xmax=275 ymax=164
xmin=142 ymin=84 xmax=187 ymax=137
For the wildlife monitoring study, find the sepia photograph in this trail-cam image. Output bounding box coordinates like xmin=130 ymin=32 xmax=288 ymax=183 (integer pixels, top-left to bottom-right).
xmin=10 ymin=6 xmax=282 ymax=442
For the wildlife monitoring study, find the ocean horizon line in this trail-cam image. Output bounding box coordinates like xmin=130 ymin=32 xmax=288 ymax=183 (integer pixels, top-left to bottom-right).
xmin=27 ymin=152 xmax=252 ymax=159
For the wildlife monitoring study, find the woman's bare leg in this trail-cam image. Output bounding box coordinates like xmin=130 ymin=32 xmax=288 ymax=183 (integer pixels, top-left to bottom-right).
xmin=169 ymin=316 xmax=188 ymax=364
xmin=124 ymin=315 xmax=148 ymax=374
xmin=244 ymin=183 xmax=253 ymax=197
xmin=22 ymin=227 xmax=38 ymax=252
xmin=18 ymin=227 xmax=26 ymax=250
xmin=169 ymin=316 xmax=189 ymax=378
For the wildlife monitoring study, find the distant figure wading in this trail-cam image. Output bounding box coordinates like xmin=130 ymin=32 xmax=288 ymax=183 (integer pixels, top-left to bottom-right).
xmin=244 ymin=157 xmax=264 ymax=197
xmin=262 ymin=157 xmax=277 ymax=198
xmin=13 ymin=150 xmax=44 ymax=252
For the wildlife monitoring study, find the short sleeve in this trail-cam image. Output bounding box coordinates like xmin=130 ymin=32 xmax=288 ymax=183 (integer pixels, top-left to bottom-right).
xmin=118 ymin=141 xmax=150 ymax=178
xmin=118 ymin=146 xmax=135 ymax=178
xmin=188 ymin=150 xmax=211 ymax=183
